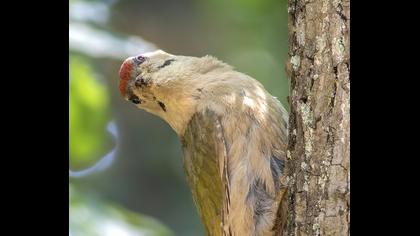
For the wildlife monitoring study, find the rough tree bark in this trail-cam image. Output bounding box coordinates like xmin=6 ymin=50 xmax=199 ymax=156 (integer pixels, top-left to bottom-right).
xmin=279 ymin=0 xmax=350 ymax=235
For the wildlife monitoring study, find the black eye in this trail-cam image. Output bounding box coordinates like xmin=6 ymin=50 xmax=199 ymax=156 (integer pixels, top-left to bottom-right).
xmin=134 ymin=55 xmax=146 ymax=64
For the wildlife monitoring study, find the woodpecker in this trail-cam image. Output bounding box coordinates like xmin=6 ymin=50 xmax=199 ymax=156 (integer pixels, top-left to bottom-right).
xmin=119 ymin=50 xmax=288 ymax=236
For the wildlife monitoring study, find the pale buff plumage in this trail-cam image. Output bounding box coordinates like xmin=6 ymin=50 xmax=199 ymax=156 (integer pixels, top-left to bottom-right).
xmin=120 ymin=50 xmax=288 ymax=236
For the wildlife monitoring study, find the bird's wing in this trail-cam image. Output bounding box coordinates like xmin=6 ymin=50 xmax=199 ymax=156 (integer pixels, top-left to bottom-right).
xmin=181 ymin=109 xmax=231 ymax=236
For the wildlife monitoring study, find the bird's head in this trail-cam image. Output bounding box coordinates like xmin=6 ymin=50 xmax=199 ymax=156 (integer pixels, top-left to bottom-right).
xmin=118 ymin=50 xmax=232 ymax=135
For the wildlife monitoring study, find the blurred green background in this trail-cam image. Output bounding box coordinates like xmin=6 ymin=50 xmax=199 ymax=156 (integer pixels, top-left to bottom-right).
xmin=69 ymin=0 xmax=288 ymax=235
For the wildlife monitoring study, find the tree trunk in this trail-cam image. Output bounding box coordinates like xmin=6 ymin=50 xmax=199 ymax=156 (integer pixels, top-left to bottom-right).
xmin=280 ymin=0 xmax=350 ymax=235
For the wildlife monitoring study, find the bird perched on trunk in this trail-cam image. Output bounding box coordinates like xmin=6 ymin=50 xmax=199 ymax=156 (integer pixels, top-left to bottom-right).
xmin=118 ymin=50 xmax=288 ymax=236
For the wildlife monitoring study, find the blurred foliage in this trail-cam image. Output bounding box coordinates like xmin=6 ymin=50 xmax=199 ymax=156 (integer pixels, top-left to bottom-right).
xmin=70 ymin=184 xmax=173 ymax=236
xmin=70 ymin=0 xmax=288 ymax=235
xmin=69 ymin=56 xmax=110 ymax=168
xmin=196 ymin=0 xmax=289 ymax=108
